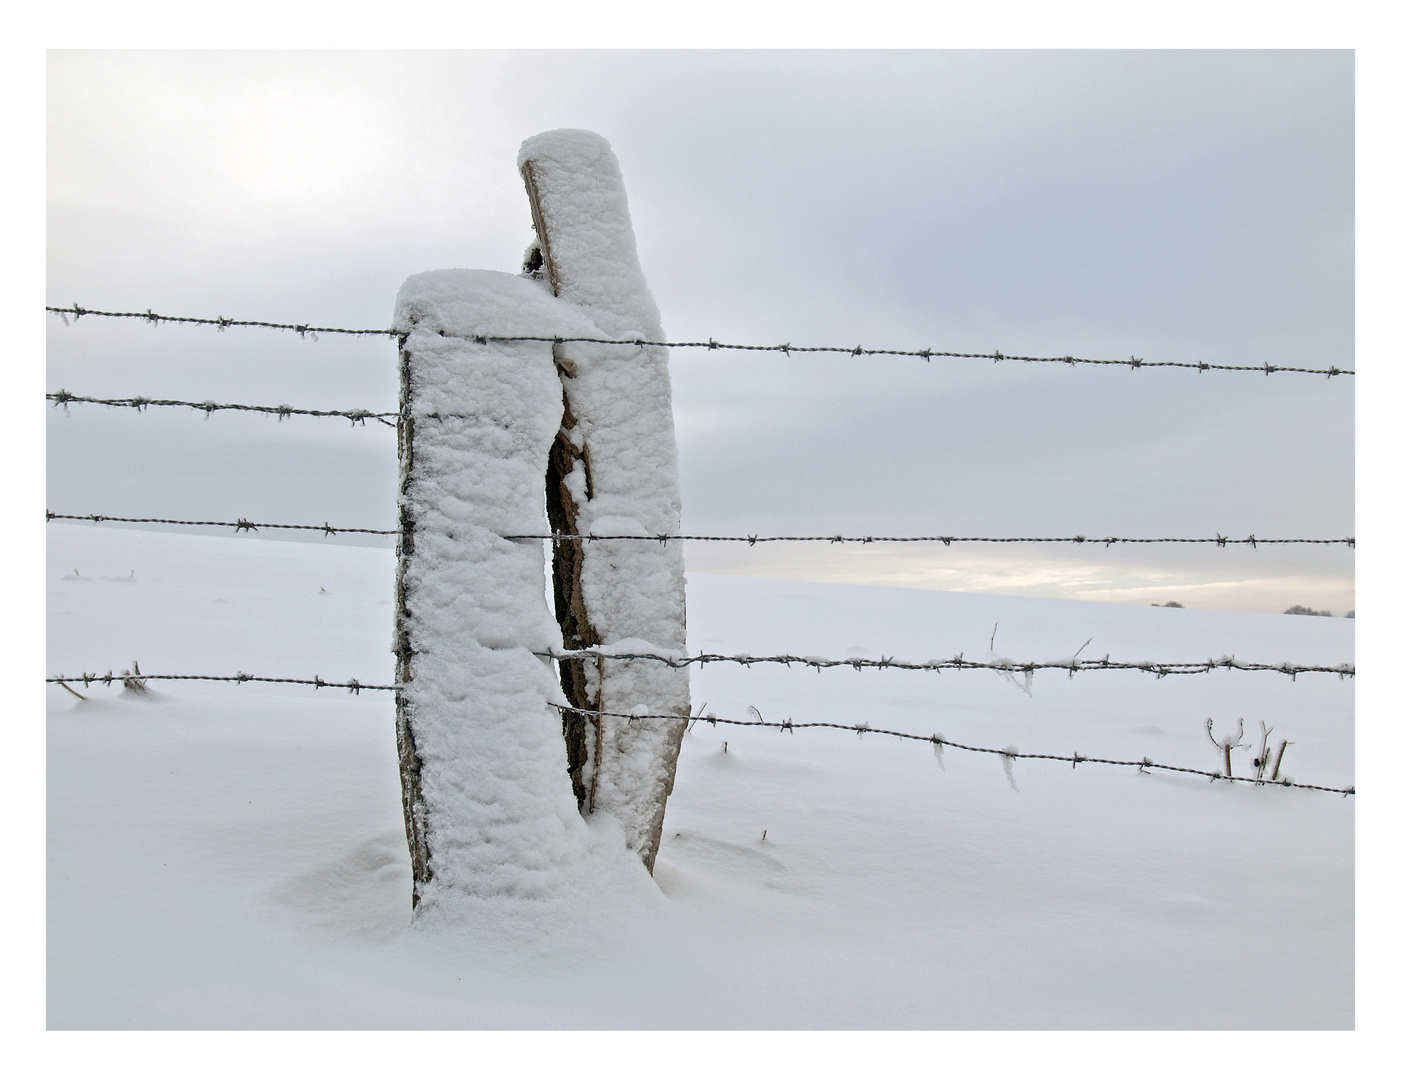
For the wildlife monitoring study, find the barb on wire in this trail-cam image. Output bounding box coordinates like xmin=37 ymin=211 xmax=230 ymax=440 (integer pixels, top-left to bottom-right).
xmin=539 ymin=648 xmax=1356 ymax=680
xmin=47 ymin=670 xmax=398 ymax=693
xmin=46 ymin=306 xmax=1353 ymax=378
xmin=46 ymin=512 xmax=398 ymax=536
xmin=47 ymin=390 xmax=396 ymax=427
xmin=515 ymin=531 xmax=1357 ymax=548
xmin=547 ymin=703 xmax=1355 ymax=797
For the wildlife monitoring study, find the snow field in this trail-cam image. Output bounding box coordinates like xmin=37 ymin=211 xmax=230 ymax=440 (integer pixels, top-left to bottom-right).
xmin=46 ymin=524 xmax=1353 ymax=1028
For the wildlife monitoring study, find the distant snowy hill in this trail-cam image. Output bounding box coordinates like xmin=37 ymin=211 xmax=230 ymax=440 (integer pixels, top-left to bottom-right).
xmin=46 ymin=524 xmax=1354 ymax=1028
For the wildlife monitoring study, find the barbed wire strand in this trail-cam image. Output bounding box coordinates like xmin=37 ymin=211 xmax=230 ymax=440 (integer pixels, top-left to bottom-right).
xmin=47 ymin=305 xmax=396 ymax=339
xmin=41 ymin=668 xmax=1353 ymax=796
xmin=46 ymin=306 xmax=1353 ymax=378
xmin=47 ymin=671 xmax=396 ymax=693
xmin=458 ymin=334 xmax=1354 ymax=378
xmin=539 ymin=648 xmax=1355 ymax=680
xmin=46 ymin=512 xmax=398 ymax=537
xmin=549 ymin=703 xmax=1355 ymax=797
xmin=47 ymin=390 xmax=396 ymax=427
xmin=47 ymin=512 xmax=1354 ymax=548
xmin=44 ymin=653 xmax=1356 ymax=687
xmin=517 ymin=531 xmax=1357 ymax=548
xmin=46 ymin=392 xmax=502 ymax=428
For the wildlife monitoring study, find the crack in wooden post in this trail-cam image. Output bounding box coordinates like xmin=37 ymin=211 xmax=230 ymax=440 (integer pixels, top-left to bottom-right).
xmin=545 ymin=374 xmax=604 ymax=809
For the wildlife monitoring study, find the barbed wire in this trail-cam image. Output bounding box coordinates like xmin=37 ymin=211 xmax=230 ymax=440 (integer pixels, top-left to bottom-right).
xmin=48 ymin=511 xmax=1354 ymax=548
xmin=42 ymin=667 xmax=1353 ymax=796
xmin=46 ymin=670 xmax=396 ymax=693
xmin=46 ymin=306 xmax=1354 ymax=378
xmin=548 ymin=703 xmax=1356 ymax=797
xmin=453 ymin=334 xmax=1354 ymax=378
xmin=46 ymin=512 xmax=1354 ymax=548
xmin=47 ymin=390 xmax=396 ymax=427
xmin=45 ymin=391 xmax=516 ymax=428
xmin=46 ymin=305 xmax=395 ymax=339
xmin=540 ymin=648 xmax=1355 ymax=680
xmin=46 ymin=512 xmax=398 ymax=536
xmin=518 ymin=531 xmax=1357 ymax=548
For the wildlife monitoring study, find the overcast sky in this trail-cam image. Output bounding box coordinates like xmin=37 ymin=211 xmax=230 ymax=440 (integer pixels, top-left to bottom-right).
xmin=45 ymin=50 xmax=1354 ymax=613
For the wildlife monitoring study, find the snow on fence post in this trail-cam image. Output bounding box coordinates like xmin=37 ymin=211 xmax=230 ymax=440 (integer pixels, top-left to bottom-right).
xmin=520 ymin=129 xmax=691 ymax=873
xmin=392 ymin=272 xmax=602 ymax=911
xmin=390 ymin=130 xmax=690 ymax=912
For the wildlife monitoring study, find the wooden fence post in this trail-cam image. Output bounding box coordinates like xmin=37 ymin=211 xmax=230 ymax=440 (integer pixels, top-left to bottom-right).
xmin=520 ymin=130 xmax=691 ymax=873
xmin=389 ymin=130 xmax=690 ymax=910
xmin=392 ymin=270 xmax=609 ymax=912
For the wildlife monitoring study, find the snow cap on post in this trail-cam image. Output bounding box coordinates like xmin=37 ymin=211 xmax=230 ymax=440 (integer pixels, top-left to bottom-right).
xmin=518 ymin=130 xmax=663 ymax=340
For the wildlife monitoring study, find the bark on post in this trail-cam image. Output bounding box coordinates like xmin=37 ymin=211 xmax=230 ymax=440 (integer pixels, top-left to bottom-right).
xmin=520 ymin=130 xmax=691 ymax=873
xmin=393 ymin=344 xmax=429 ymax=905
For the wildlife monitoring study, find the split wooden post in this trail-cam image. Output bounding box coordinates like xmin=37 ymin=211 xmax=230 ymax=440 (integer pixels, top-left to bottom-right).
xmin=520 ymin=130 xmax=691 ymax=873
xmin=389 ymin=131 xmax=692 ymax=912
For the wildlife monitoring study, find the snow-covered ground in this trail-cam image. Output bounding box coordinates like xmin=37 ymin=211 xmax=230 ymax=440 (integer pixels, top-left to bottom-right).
xmin=46 ymin=522 xmax=1354 ymax=1029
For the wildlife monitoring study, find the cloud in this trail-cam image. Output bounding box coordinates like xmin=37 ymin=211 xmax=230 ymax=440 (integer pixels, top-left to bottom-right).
xmin=45 ymin=51 xmax=1353 ymax=612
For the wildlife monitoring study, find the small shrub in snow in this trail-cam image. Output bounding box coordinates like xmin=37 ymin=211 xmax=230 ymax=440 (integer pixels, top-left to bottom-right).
xmin=1248 ymin=721 xmax=1290 ymax=785
xmin=1205 ymin=717 xmax=1248 ymax=777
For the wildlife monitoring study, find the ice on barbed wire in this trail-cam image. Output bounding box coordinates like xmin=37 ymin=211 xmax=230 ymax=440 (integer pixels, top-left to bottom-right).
xmin=1000 ymin=746 xmax=1020 ymax=791
xmin=984 ymin=639 xmax=1035 ymax=697
xmin=391 ymin=268 xmax=657 ymax=914
xmin=520 ymin=129 xmax=690 ymax=872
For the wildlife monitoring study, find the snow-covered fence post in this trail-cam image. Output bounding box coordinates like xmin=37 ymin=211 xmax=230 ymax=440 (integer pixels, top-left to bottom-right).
xmin=392 ymin=271 xmax=622 ymax=912
xmin=520 ymin=130 xmax=691 ymax=873
xmin=390 ymin=130 xmax=690 ymax=912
